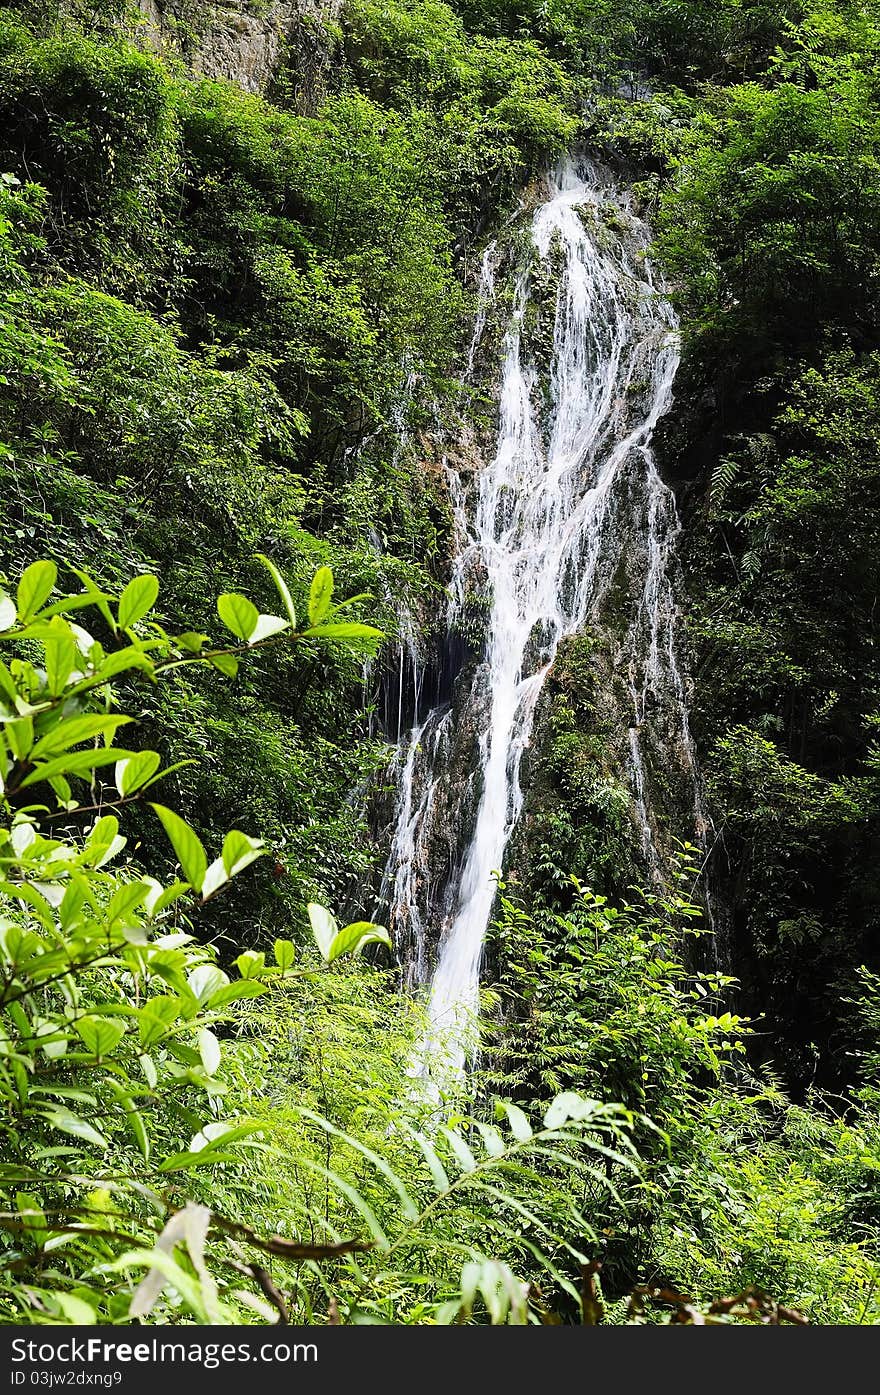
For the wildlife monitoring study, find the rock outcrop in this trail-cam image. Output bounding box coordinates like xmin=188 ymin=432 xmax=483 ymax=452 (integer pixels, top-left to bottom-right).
xmin=136 ymin=0 xmax=340 ymax=95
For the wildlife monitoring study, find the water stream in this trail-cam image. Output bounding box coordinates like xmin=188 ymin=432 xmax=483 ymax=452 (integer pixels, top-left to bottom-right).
xmin=377 ymin=160 xmax=707 ymax=1094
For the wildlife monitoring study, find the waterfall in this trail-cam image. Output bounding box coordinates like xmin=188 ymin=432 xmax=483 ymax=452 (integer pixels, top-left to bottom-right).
xmin=379 ymin=159 xmax=708 ymax=1094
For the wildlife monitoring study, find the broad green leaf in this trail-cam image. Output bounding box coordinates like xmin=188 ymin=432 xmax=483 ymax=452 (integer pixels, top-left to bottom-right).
xmin=308 ymin=902 xmax=338 ymax=960
xmin=301 ymin=622 xmax=383 ymax=643
xmin=139 ymin=1053 xmax=158 ymax=1089
xmin=150 ymin=804 xmax=207 ymax=891
xmin=19 ymin=746 xmax=136 ymax=789
xmin=200 ymin=857 xmax=228 ymax=900
xmin=308 ymin=566 xmax=334 ymax=626
xmin=255 ymin=553 xmax=297 ymax=626
xmin=144 ymin=880 xmax=189 ymax=917
xmin=68 ymin=566 xmax=115 ymax=631
xmin=178 ymin=1120 xmax=262 ymax=1157
xmin=208 ymin=652 xmax=239 ymax=678
xmin=6 ymin=716 xmax=33 ymax=761
xmin=543 ymin=1092 xmax=603 ymax=1129
xmin=59 ymin=876 xmax=87 ymax=932
xmin=186 ymin=964 xmax=230 ymax=1007
xmin=94 ymin=833 xmax=127 ymax=869
xmin=116 ymin=750 xmax=161 ymax=797
xmin=221 ymin=829 xmax=264 ymax=878
xmin=42 ymin=616 xmax=77 ymax=695
xmin=118 ymin=574 xmax=159 ymax=630
xmin=176 ymin=631 xmax=208 ymax=654
xmin=32 ymin=714 xmax=130 ymax=759
xmin=496 ymin=1100 xmax=533 ymax=1142
xmin=0 ymin=658 xmax=19 ymax=703
xmin=475 ymin=1122 xmax=506 ymax=1158
xmin=92 ymin=647 xmax=154 ymax=682
xmin=249 ymin=613 xmax=289 ymax=644
xmin=15 ymin=1193 xmax=48 ymax=1244
xmin=197 ymin=1028 xmax=221 ymax=1076
xmin=17 ymin=561 xmax=57 ymax=622
xmin=235 ymin=950 xmax=265 ymax=979
xmin=48 ymin=773 xmax=73 ymax=807
xmin=55 ymin=1293 xmax=98 ymax=1325
xmin=273 ymin=938 xmax=295 ymax=970
xmin=217 ymin=593 xmax=258 ymax=641
xmin=209 ymin=980 xmax=267 ymax=1007
xmin=0 ymin=589 xmax=16 ymax=630
xmin=137 ymin=996 xmax=181 ymax=1047
xmin=105 ymin=881 xmax=150 ymax=926
xmin=75 ymin=1016 xmax=125 ymax=1058
xmin=34 ymin=1018 xmax=68 ymax=1060
xmin=83 ymin=814 xmax=119 ymax=854
xmin=441 ymin=1127 xmax=477 ymax=1173
xmin=327 ymin=921 xmax=392 ymax=962
xmin=37 ymin=1105 xmax=107 ymax=1149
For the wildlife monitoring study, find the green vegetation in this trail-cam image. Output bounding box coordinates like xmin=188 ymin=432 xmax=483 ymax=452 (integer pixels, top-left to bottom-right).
xmin=0 ymin=0 xmax=879 ymax=1330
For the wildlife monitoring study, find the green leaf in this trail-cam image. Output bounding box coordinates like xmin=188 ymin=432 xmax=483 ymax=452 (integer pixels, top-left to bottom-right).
xmin=42 ymin=616 xmax=77 ymax=696
xmin=209 ymin=980 xmax=267 ymax=1007
xmin=137 ymin=996 xmax=181 ymax=1047
xmin=37 ymin=1105 xmax=107 ymax=1149
xmin=54 ymin=1293 xmax=98 ymax=1325
xmin=19 ymin=746 xmax=136 ymax=789
xmin=0 ymin=658 xmax=19 ymax=703
xmin=496 ymin=1100 xmax=533 ymax=1142
xmin=308 ymin=566 xmax=334 ymax=626
xmin=150 ymin=804 xmax=207 ymax=891
xmin=75 ymin=1016 xmax=125 ymax=1058
xmin=144 ymin=880 xmax=189 ymax=917
xmin=543 ymin=1092 xmax=603 ymax=1129
xmin=221 ymin=829 xmax=264 ymax=878
xmin=327 ymin=921 xmax=392 ymax=962
xmin=176 ymin=631 xmax=208 ymax=654
xmin=92 ymin=647 xmax=154 ymax=682
xmin=139 ymin=1053 xmax=158 ymax=1089
xmin=441 ymin=1127 xmax=477 ymax=1173
xmin=32 ymin=714 xmax=131 ymax=758
xmin=208 ymin=652 xmax=239 ymax=678
xmin=68 ymin=566 xmax=115 ymax=632
xmin=106 ymin=881 xmax=150 ymax=926
xmin=235 ymin=950 xmax=265 ymax=979
xmin=255 ymin=554 xmax=297 ymax=626
xmin=200 ymin=857 xmax=228 ymax=900
xmin=6 ymin=716 xmax=33 ymax=761
xmin=0 ymin=589 xmax=16 ymax=630
xmin=217 ymin=593 xmax=258 ymax=641
xmin=118 ymin=574 xmax=159 ymax=630
xmin=301 ymin=622 xmax=383 ymax=644
xmin=187 ymin=964 xmax=229 ymax=1007
xmin=308 ymin=902 xmax=338 ymax=960
xmin=250 ymin=613 xmax=289 ymax=644
xmin=15 ymin=1193 xmax=48 ymax=1245
xmin=116 ymin=750 xmax=162 ymax=797
xmin=17 ymin=561 xmax=57 ymax=622
xmin=197 ymin=1028 xmax=221 ymax=1076
xmin=475 ymin=1122 xmax=506 ymax=1158
xmin=273 ymin=938 xmax=295 ymax=970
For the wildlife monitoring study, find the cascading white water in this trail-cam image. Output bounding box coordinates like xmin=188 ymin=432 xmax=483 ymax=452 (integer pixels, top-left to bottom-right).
xmin=381 ymin=160 xmax=708 ymax=1094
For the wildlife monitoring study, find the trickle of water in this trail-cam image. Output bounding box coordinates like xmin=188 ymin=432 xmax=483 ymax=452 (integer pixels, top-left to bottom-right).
xmin=379 ymin=160 xmax=709 ymax=1095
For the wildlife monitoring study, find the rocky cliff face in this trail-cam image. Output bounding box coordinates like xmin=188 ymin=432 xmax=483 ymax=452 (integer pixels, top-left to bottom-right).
xmin=137 ymin=0 xmax=340 ymax=95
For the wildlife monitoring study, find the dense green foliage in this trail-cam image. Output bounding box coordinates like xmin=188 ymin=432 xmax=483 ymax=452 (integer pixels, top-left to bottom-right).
xmin=1 ymin=0 xmax=880 ymax=1330
xmin=631 ymin=0 xmax=880 ymax=1083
